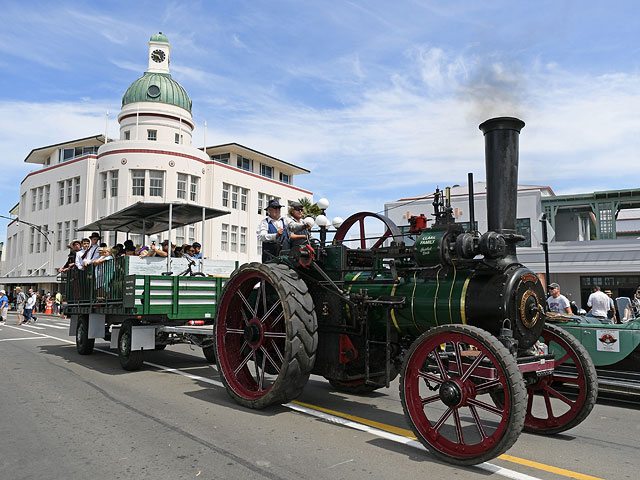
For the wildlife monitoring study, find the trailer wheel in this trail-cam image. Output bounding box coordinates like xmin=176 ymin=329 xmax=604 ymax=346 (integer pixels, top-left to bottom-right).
xmin=76 ymin=315 xmax=95 ymax=355
xmin=215 ymin=262 xmax=317 ymax=409
xmin=521 ymin=323 xmax=598 ymax=434
xmin=118 ymin=320 xmax=144 ymax=371
xmin=400 ymin=324 xmax=526 ymax=466
xmin=202 ymin=345 xmax=216 ymax=363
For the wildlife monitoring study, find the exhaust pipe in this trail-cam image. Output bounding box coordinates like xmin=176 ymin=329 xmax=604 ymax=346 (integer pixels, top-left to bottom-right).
xmin=478 ymin=117 xmax=525 ymax=259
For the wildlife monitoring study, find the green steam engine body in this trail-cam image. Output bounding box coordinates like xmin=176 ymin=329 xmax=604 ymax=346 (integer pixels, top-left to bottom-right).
xmin=213 ymin=117 xmax=598 ymax=466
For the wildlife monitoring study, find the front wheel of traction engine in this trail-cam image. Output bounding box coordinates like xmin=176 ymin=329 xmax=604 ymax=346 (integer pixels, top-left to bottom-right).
xmin=521 ymin=323 xmax=597 ymax=434
xmin=400 ymin=324 xmax=526 ymax=466
xmin=215 ymin=263 xmax=318 ymax=409
xmin=118 ymin=320 xmax=144 ymax=371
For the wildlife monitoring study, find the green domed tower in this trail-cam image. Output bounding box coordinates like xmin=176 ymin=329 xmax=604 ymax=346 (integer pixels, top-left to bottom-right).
xmin=121 ymin=32 xmax=192 ymax=113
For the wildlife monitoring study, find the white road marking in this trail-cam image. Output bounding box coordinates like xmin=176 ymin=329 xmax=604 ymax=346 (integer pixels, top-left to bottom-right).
xmin=6 ymin=326 xmax=542 ymax=480
xmin=38 ymin=323 xmax=67 ymax=329
xmin=22 ymin=324 xmax=45 ymax=330
xmin=0 ymin=337 xmax=43 ymax=342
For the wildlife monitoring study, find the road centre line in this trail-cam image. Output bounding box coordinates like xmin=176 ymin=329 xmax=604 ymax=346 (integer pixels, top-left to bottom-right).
xmin=6 ymin=325 xmax=603 ymax=480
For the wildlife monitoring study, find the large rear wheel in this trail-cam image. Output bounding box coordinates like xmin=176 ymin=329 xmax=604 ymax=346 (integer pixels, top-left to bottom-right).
xmin=400 ymin=324 xmax=526 ymax=466
xmin=523 ymin=323 xmax=598 ymax=434
xmin=215 ymin=263 xmax=317 ymax=409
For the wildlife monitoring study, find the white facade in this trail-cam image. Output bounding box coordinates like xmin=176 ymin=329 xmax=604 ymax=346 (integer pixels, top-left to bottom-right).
xmin=2 ymin=33 xmax=312 ymax=287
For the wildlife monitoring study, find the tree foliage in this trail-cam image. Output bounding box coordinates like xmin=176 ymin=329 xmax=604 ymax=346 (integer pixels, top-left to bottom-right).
xmin=298 ymin=197 xmax=323 ymax=217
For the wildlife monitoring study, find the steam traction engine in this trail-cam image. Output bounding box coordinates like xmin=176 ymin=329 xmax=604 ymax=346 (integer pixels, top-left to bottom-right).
xmin=213 ymin=117 xmax=598 ymax=466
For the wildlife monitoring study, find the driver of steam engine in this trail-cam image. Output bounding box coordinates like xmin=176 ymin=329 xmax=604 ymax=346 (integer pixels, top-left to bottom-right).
xmin=257 ymin=199 xmax=290 ymax=262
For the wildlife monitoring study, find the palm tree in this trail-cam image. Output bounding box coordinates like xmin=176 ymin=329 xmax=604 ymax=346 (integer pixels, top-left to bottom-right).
xmin=298 ymin=197 xmax=322 ymax=217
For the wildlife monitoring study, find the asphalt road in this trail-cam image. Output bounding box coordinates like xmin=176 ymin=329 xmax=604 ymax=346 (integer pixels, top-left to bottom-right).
xmin=1 ymin=312 xmax=637 ymax=480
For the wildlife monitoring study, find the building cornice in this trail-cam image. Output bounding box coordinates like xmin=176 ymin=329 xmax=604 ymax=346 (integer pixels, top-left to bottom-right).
xmin=118 ymin=112 xmax=195 ymax=130
xmin=21 ymin=154 xmax=97 ymax=184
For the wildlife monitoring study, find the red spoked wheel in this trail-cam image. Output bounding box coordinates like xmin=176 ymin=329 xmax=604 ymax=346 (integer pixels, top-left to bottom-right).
xmin=400 ymin=325 xmax=526 ymax=466
xmin=522 ymin=323 xmax=597 ymax=434
xmin=333 ymin=212 xmax=401 ymax=249
xmin=215 ymin=263 xmax=317 ymax=409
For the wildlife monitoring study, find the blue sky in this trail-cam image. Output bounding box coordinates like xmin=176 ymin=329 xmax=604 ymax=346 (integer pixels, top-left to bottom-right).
xmin=1 ymin=1 xmax=640 ymax=240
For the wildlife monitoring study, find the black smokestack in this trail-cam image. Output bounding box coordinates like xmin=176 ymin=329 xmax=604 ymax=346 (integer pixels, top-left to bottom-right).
xmin=478 ymin=117 xmax=525 ymax=256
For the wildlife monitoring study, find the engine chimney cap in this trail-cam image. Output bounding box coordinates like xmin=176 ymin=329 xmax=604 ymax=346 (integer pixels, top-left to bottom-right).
xmin=479 ymin=117 xmax=525 ymax=135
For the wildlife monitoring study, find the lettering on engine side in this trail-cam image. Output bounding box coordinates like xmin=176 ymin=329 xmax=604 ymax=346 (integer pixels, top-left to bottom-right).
xmin=521 ymin=273 xmax=538 ymax=284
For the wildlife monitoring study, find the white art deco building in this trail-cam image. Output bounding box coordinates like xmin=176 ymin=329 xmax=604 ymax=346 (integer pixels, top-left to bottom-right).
xmin=2 ymin=33 xmax=312 ymax=292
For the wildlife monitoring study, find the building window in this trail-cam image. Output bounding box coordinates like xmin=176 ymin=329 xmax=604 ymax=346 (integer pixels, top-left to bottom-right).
xmin=101 ymin=172 xmax=108 ymax=199
xmin=231 ymin=225 xmax=238 ymax=252
xmin=72 ymin=220 xmax=78 ymax=242
xmin=124 ymin=130 xmax=130 ymax=140
xmin=66 ymin=179 xmax=73 ymax=204
xmin=60 ymin=148 xmax=75 ymax=163
xmin=29 ymin=227 xmax=35 ymax=253
xmin=280 ymin=172 xmax=290 ymax=184
xmin=58 ymin=181 xmax=65 ymax=206
xmin=64 ymin=221 xmax=70 ymax=247
xmin=74 ymin=177 xmax=80 ymax=202
xmin=176 ymin=226 xmax=185 ymax=246
xmin=258 ymin=192 xmax=265 ymax=214
xmin=516 ymin=218 xmax=532 ymax=248
xmin=221 ymin=224 xmax=229 ymax=251
xmin=222 ymin=183 xmax=229 ymax=207
xmin=148 ymin=129 xmax=157 ymax=141
xmin=149 ymin=171 xmax=164 ymax=197
xmin=44 ymin=184 xmax=50 ymax=209
xmin=232 ymin=186 xmax=238 ymax=209
xmin=177 ymin=173 xmax=187 ymax=199
xmin=237 ymin=155 xmax=253 ymax=172
xmin=188 ymin=225 xmax=195 ymax=244
xmin=56 ymin=222 xmax=62 ymax=250
xmin=110 ymin=171 xmax=118 ymax=197
xmin=35 ymin=227 xmax=41 ymax=253
xmin=31 ymin=189 xmax=36 ymax=212
xmin=132 ymin=170 xmax=145 ymax=196
xmin=37 ymin=187 xmax=43 ymax=210
xmin=240 ymin=227 xmax=247 ymax=253
xmin=42 ymin=224 xmax=48 ymax=253
xmin=260 ymin=163 xmax=273 ymax=179
xmin=21 ymin=193 xmax=26 ymax=215
xmin=175 ymin=133 xmax=181 ymax=144
xmin=211 ymin=153 xmax=230 ymax=163
xmin=190 ymin=176 xmax=199 ymax=202
xmin=240 ymin=188 xmax=248 ymax=211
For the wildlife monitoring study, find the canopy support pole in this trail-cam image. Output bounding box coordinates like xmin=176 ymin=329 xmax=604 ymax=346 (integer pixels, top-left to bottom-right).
xmin=167 ymin=204 xmax=173 ymax=274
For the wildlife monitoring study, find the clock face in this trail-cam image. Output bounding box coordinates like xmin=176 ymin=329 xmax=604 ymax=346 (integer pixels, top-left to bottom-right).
xmin=151 ymin=49 xmax=166 ymax=63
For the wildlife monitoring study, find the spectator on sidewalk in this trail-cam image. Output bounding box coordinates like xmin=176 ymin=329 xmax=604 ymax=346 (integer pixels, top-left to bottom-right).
xmin=15 ymin=287 xmax=26 ymax=325
xmin=0 ymin=290 xmax=8 ymax=325
xmin=23 ymin=288 xmax=37 ymax=325
xmin=54 ymin=291 xmax=62 ymax=316
xmin=546 ymin=283 xmax=572 ymax=314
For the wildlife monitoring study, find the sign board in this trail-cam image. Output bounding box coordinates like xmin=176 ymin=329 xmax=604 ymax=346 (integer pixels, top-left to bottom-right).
xmin=595 ymin=329 xmax=620 ymax=352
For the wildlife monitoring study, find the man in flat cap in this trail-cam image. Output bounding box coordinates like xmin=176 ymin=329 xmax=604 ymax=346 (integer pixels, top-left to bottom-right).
xmin=546 ymin=283 xmax=571 ymax=314
xmin=257 ymin=199 xmax=290 ymax=262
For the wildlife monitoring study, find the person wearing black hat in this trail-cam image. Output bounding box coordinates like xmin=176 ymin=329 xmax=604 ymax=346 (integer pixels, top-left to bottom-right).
xmin=257 ymin=199 xmax=290 ymax=262
xmin=546 ymin=283 xmax=571 ymax=314
xmin=82 ymin=232 xmax=101 ymax=266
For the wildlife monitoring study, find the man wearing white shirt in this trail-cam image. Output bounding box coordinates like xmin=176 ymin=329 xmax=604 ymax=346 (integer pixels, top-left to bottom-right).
xmin=75 ymin=238 xmax=90 ymax=270
xmin=23 ymin=288 xmax=37 ymax=324
xmin=256 ymin=199 xmax=289 ymax=262
xmin=587 ymin=285 xmax=611 ymax=323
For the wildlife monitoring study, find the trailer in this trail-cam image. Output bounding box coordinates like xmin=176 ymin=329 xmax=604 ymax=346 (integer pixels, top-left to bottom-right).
xmin=64 ymin=202 xmax=234 ymax=370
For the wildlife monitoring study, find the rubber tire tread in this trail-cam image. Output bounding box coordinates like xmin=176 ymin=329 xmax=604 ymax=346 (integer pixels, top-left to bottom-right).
xmin=216 ymin=262 xmax=317 ymax=409
xmin=118 ymin=320 xmax=144 ymax=371
xmin=399 ymin=324 xmax=526 ymax=466
xmin=76 ymin=315 xmax=95 ymax=355
xmin=525 ymin=323 xmax=598 ymax=434
xmin=202 ymin=345 xmax=216 ymax=363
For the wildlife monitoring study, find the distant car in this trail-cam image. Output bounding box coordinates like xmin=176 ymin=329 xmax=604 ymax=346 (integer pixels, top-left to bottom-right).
xmin=546 ymin=297 xmax=640 ymax=395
